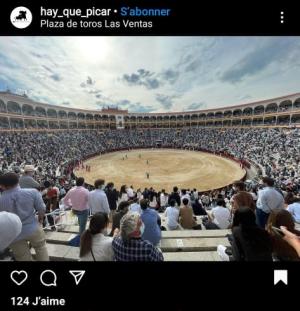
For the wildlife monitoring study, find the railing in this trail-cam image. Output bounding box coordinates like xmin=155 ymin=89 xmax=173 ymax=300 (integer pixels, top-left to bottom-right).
xmin=42 ymin=206 xmax=76 ymax=231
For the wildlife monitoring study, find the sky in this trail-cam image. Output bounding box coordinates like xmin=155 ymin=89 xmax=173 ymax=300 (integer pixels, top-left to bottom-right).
xmin=0 ymin=36 xmax=299 ymax=113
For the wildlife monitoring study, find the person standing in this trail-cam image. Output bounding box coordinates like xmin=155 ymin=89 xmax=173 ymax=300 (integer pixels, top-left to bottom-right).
xmin=19 ymin=165 xmax=40 ymax=189
xmin=105 ymin=182 xmax=119 ymax=220
xmin=149 ymin=193 xmax=157 ymax=209
xmin=181 ymin=189 xmax=190 ymax=204
xmin=118 ymin=185 xmax=129 ymax=203
xmin=159 ymin=189 xmax=168 ymax=211
xmin=88 ymin=179 xmax=110 ymax=215
xmin=256 ymin=177 xmax=284 ymax=228
xmin=168 ymin=186 xmax=181 ymax=207
xmin=63 ymin=177 xmax=89 ymax=235
xmin=136 ymin=188 xmax=143 ymax=200
xmin=126 ymin=185 xmax=134 ymax=199
xmin=0 ymin=172 xmax=49 ymax=261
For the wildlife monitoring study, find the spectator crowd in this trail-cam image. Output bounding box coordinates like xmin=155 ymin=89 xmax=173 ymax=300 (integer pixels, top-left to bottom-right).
xmin=0 ymin=127 xmax=300 ymax=261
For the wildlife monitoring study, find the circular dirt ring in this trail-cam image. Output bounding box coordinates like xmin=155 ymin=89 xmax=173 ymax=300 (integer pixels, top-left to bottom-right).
xmin=76 ymin=149 xmax=246 ymax=192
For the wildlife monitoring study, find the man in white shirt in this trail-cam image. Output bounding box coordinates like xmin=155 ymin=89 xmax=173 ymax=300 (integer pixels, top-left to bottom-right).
xmin=209 ymin=199 xmax=231 ymax=229
xmin=126 ymin=186 xmax=134 ymax=199
xmin=160 ymin=189 xmax=168 ymax=210
xmin=164 ymin=200 xmax=180 ymax=230
xmin=181 ymin=189 xmax=190 ymax=203
xmin=256 ymin=177 xmax=284 ymax=228
xmin=88 ymin=179 xmax=110 ymax=215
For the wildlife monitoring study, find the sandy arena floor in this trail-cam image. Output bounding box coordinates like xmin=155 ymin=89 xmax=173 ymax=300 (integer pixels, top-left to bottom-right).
xmin=76 ymin=149 xmax=246 ymax=192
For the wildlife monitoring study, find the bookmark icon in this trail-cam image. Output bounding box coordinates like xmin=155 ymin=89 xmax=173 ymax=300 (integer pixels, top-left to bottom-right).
xmin=274 ymin=270 xmax=288 ymax=285
xmin=69 ymin=270 xmax=86 ymax=285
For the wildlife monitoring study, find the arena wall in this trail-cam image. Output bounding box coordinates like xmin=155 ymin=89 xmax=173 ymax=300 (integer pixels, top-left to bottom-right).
xmin=0 ymin=91 xmax=300 ymax=130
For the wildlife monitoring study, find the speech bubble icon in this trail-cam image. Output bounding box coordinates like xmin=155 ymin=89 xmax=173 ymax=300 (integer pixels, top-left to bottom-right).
xmin=40 ymin=270 xmax=57 ymax=287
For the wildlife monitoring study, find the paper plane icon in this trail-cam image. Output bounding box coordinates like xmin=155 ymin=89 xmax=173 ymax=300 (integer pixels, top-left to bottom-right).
xmin=69 ymin=270 xmax=86 ymax=285
xmin=274 ymin=270 xmax=288 ymax=285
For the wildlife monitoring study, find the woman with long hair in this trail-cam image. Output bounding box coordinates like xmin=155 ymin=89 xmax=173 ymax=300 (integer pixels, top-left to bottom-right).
xmin=149 ymin=193 xmax=158 ymax=209
xmin=118 ymin=184 xmax=128 ymax=203
xmin=231 ymin=191 xmax=256 ymax=214
xmin=80 ymin=212 xmax=115 ymax=261
xmin=230 ymin=207 xmax=272 ymax=261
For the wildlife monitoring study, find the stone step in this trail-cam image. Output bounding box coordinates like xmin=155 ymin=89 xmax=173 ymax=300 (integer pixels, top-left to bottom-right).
xmin=32 ymin=243 xmax=79 ymax=261
xmin=43 ymin=243 xmax=222 ymax=262
xmin=56 ymin=225 xmax=80 ymax=234
xmin=45 ymin=231 xmax=77 ymax=245
xmin=159 ymin=237 xmax=230 ymax=252
xmin=162 ymin=229 xmax=230 ymax=239
xmin=45 ymin=230 xmax=230 ymax=253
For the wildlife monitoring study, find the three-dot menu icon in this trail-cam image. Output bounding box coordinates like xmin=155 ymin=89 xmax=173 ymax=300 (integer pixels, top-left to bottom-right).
xmin=281 ymin=11 xmax=284 ymax=24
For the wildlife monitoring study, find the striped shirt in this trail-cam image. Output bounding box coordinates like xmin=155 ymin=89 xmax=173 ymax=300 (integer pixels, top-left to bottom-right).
xmin=0 ymin=185 xmax=46 ymax=241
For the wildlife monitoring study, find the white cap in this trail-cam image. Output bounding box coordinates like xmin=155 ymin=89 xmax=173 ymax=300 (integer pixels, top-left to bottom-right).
xmin=0 ymin=212 xmax=22 ymax=251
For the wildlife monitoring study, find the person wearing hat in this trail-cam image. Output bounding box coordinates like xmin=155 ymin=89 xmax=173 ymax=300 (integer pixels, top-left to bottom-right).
xmin=19 ymin=165 xmax=40 ymax=189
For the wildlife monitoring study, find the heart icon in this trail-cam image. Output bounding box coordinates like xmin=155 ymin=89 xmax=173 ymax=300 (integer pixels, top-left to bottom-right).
xmin=10 ymin=270 xmax=28 ymax=286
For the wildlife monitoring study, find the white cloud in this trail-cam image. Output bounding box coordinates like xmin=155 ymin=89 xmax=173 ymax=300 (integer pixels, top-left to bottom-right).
xmin=0 ymin=37 xmax=299 ymax=112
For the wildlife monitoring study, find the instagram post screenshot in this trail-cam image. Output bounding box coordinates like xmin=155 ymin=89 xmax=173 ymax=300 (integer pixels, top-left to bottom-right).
xmin=0 ymin=0 xmax=299 ymax=310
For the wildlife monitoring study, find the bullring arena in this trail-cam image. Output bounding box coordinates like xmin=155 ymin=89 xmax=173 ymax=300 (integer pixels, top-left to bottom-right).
xmin=77 ymin=149 xmax=246 ymax=192
xmin=1 ymin=90 xmax=300 ymax=263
